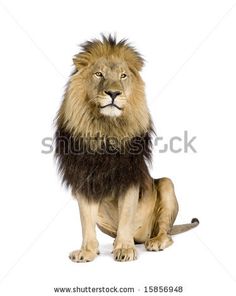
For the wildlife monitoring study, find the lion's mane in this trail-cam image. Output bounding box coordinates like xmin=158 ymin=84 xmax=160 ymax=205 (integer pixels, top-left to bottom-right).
xmin=55 ymin=36 xmax=153 ymax=200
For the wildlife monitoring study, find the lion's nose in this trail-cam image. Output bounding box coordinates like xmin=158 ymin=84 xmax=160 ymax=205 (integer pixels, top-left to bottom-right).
xmin=105 ymin=90 xmax=122 ymax=101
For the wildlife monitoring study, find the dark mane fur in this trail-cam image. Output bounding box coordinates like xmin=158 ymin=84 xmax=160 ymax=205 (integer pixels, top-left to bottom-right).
xmin=55 ymin=126 xmax=153 ymax=201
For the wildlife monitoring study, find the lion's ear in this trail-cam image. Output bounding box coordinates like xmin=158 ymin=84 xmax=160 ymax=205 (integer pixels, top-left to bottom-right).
xmin=123 ymin=48 xmax=144 ymax=72
xmin=73 ymin=53 xmax=89 ymax=69
xmin=131 ymin=57 xmax=144 ymax=72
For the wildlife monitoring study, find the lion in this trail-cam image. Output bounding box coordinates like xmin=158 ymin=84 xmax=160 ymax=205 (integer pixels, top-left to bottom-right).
xmin=55 ymin=35 xmax=199 ymax=262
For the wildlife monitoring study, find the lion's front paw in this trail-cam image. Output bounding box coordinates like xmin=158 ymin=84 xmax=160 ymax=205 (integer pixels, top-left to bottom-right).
xmin=145 ymin=234 xmax=173 ymax=251
xmin=69 ymin=249 xmax=98 ymax=263
xmin=113 ymin=245 xmax=137 ymax=262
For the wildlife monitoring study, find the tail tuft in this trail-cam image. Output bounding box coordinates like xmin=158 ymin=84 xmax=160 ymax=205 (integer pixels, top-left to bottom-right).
xmin=191 ymin=218 xmax=199 ymax=224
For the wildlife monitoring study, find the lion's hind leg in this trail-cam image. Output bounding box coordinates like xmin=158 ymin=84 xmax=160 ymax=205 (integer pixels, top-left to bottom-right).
xmin=145 ymin=178 xmax=179 ymax=251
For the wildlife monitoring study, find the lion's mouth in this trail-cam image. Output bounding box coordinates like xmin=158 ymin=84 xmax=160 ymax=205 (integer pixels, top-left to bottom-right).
xmin=100 ymin=103 xmax=123 ymax=110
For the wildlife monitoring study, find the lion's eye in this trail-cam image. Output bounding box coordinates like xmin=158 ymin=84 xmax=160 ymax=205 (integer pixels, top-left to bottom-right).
xmin=120 ymin=73 xmax=127 ymax=79
xmin=95 ymin=72 xmax=103 ymax=78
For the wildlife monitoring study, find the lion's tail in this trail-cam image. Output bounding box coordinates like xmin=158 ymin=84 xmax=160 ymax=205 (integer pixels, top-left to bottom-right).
xmin=169 ymin=218 xmax=199 ymax=235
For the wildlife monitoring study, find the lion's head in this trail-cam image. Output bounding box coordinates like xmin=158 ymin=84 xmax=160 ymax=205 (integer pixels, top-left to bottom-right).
xmin=57 ymin=35 xmax=152 ymax=140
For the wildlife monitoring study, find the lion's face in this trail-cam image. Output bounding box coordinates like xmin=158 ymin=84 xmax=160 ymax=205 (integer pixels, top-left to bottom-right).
xmin=86 ymin=57 xmax=132 ymax=117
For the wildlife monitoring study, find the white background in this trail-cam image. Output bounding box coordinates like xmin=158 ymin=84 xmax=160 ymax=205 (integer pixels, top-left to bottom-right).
xmin=0 ymin=0 xmax=236 ymax=295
